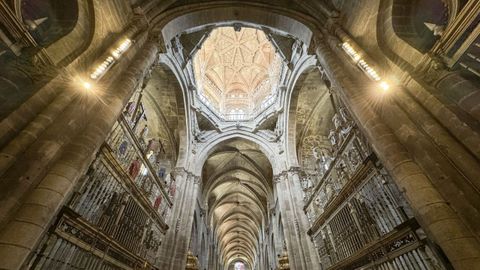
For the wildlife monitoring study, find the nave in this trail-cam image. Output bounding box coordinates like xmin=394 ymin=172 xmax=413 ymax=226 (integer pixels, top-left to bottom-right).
xmin=0 ymin=0 xmax=479 ymax=269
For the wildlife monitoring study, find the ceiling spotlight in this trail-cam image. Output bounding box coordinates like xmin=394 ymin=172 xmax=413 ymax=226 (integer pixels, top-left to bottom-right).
xmin=379 ymin=81 xmax=390 ymax=92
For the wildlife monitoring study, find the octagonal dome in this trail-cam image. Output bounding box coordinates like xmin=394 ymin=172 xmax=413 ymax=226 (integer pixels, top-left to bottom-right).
xmin=193 ymin=26 xmax=283 ymax=120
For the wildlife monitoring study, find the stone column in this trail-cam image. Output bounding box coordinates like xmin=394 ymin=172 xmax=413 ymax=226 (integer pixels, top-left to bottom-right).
xmin=324 ymin=20 xmax=480 ymax=241
xmin=320 ymin=1 xmax=480 ymax=126
xmin=156 ymin=168 xmax=200 ymax=270
xmin=0 ymin=38 xmax=158 ymax=270
xmin=319 ymin=19 xmax=480 ymax=171
xmin=0 ymin=20 xmax=151 ymax=228
xmin=274 ymin=169 xmax=321 ymax=270
xmin=413 ymin=58 xmax=480 ymax=124
xmin=315 ymin=36 xmax=480 ymax=269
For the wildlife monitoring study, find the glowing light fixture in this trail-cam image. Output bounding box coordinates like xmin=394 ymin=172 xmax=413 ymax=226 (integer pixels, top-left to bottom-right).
xmin=341 ymin=42 xmax=393 ymax=92
xmin=379 ymin=81 xmax=390 ymax=92
xmin=112 ymin=39 xmax=132 ymax=59
xmin=89 ymin=38 xmax=133 ymax=81
xmin=341 ymin=42 xmax=361 ymax=62
xmin=82 ymin=81 xmax=93 ymax=90
xmin=77 ymin=77 xmax=94 ymax=91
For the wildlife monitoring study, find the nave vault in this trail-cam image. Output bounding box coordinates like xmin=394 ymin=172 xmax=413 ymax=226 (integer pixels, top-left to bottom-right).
xmin=0 ymin=0 xmax=479 ymax=270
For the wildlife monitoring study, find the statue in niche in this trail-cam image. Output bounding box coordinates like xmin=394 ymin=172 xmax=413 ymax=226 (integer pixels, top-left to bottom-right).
xmin=325 ymin=181 xmax=335 ymax=202
xmin=155 ymin=142 xmax=166 ymax=162
xmin=314 ymin=195 xmax=322 ymax=208
xmin=347 ymin=147 xmax=362 ymax=167
xmin=154 ymin=193 xmax=162 ymax=210
xmin=312 ymin=147 xmax=333 ymax=177
xmin=124 ymin=101 xmax=136 ymax=116
xmin=306 ymin=211 xmax=313 ymax=222
xmin=331 ymin=108 xmax=354 ymax=147
xmin=328 ymin=130 xmax=337 ymax=150
xmin=169 ymin=177 xmax=176 ymax=198
xmin=301 ymin=175 xmax=313 ymax=191
xmin=303 ymin=192 xmax=309 ymax=202
xmin=339 ymin=106 xmax=351 ymax=123
xmin=335 ymin=161 xmax=348 ymax=183
xmin=165 ymin=173 xmax=171 ymax=185
xmin=340 ymin=107 xmax=354 ymax=139
xmin=332 ymin=113 xmax=342 ymax=130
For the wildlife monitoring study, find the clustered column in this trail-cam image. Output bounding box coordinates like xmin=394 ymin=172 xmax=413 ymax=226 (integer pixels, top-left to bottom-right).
xmin=274 ymin=169 xmax=321 ymax=269
xmin=156 ymin=168 xmax=200 ymax=270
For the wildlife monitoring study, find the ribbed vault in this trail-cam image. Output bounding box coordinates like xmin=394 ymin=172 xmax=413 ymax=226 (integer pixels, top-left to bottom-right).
xmin=201 ymin=138 xmax=273 ymax=268
xmin=193 ymin=26 xmax=282 ymax=117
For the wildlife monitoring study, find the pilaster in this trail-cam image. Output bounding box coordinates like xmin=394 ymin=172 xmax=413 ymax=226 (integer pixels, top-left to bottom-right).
xmin=156 ymin=168 xmax=200 ymax=270
xmin=273 ymin=168 xmax=321 ymax=270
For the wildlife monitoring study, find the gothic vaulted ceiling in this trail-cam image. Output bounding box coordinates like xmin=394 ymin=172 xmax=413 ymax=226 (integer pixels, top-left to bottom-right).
xmin=142 ymin=64 xmax=184 ymax=163
xmin=193 ymin=26 xmax=282 ymax=115
xmin=201 ymin=138 xmax=272 ymax=267
xmin=293 ymin=69 xmax=334 ymax=172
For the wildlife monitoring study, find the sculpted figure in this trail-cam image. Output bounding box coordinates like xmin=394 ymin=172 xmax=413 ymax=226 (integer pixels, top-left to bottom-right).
xmin=328 ymin=130 xmax=337 ymax=148
xmin=313 ymin=147 xmax=333 ymax=176
xmin=333 ymin=113 xmax=343 ymax=130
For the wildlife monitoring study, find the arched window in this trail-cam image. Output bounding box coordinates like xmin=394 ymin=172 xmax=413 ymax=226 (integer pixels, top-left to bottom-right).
xmin=21 ymin=0 xmax=78 ymax=46
xmin=392 ymin=0 xmax=449 ymax=53
xmin=228 ymin=109 xmax=245 ymax=120
xmin=234 ymin=261 xmax=245 ymax=270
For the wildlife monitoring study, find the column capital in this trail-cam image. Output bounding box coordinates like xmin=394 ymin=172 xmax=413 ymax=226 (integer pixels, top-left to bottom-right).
xmin=287 ymin=166 xmax=302 ymax=174
xmin=192 ymin=175 xmax=201 ymax=185
xmin=172 ymin=167 xmax=196 ymax=179
xmin=411 ymin=53 xmax=450 ymax=84
xmin=272 ymin=172 xmax=287 ymax=183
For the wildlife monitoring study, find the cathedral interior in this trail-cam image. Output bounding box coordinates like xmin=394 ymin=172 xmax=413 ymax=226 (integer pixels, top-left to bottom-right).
xmin=0 ymin=0 xmax=480 ymax=269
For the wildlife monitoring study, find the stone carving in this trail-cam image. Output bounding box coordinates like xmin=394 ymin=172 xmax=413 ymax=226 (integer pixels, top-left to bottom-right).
xmin=312 ymin=147 xmax=333 ymax=177
xmin=328 ymin=129 xmax=337 ymax=148
xmin=333 ymin=113 xmax=342 ymax=130
xmin=347 ymin=146 xmax=361 ymax=167
xmin=301 ymin=176 xmax=313 ymax=190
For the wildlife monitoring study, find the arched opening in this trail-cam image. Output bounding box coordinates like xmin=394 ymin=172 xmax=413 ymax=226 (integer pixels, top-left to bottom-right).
xmin=201 ymin=137 xmax=273 ymax=268
xmin=391 ymin=0 xmax=449 ymax=53
xmin=142 ymin=63 xmax=186 ymax=168
xmin=20 ymin=0 xmax=79 ymax=46
xmin=234 ymin=261 xmax=246 ymax=270
xmin=286 ymin=67 xmax=334 ymax=187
